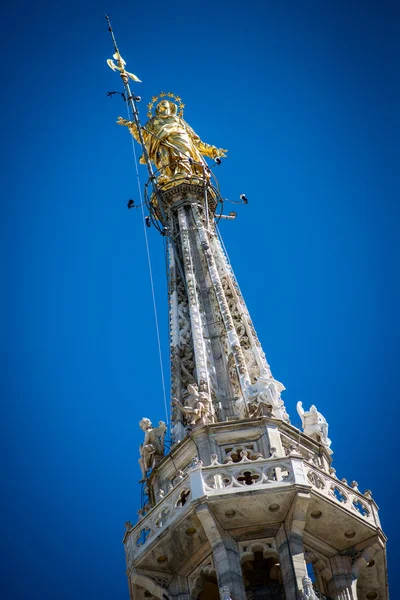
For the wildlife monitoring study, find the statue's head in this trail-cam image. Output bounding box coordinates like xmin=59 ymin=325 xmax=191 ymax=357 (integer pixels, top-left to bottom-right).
xmin=147 ymin=93 xmax=185 ymax=120
xmin=187 ymin=383 xmax=198 ymax=394
xmin=139 ymin=417 xmax=152 ymax=431
xmin=156 ymin=99 xmax=177 ymax=116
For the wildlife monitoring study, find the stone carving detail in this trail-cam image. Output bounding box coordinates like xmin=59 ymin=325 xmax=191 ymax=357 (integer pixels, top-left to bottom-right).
xmin=227 ymin=352 xmax=241 ymax=397
xmin=305 ymin=550 xmax=333 ymax=583
xmin=221 ymin=275 xmax=262 ymax=385
xmin=162 ymin=183 xmax=207 ymax=204
xmin=173 ymin=383 xmax=215 ymax=427
xmin=223 ymin=445 xmax=263 ymax=463
xmin=244 ymin=347 xmax=261 ymax=384
xmin=212 ymin=233 xmax=272 ymax=375
xmin=125 ymin=474 xmax=192 ymax=565
xmin=211 ymin=453 xmax=219 ymax=465
xmin=178 ymin=207 xmax=210 ymax=391
xmin=352 ymin=498 xmax=370 ymax=517
xmin=301 ymin=576 xmax=318 ymax=599
xmin=297 ymin=401 xmax=332 ymax=451
xmin=153 ymin=575 xmax=172 ymax=589
xmin=329 ymin=485 xmax=348 ymax=504
xmin=168 ymin=197 xmax=290 ymax=429
xmin=189 ymin=557 xmax=216 ymax=597
xmin=307 ymin=469 xmax=326 ymax=490
xmin=192 ymin=207 xmax=251 ymax=394
xmin=222 ymin=276 xmax=251 ymax=349
xmin=219 ymin=586 xmax=232 ymax=600
xmin=239 ymin=538 xmax=278 ymax=562
xmin=202 ymin=457 xmax=293 ymax=491
xmin=189 ymin=456 xmax=203 ymax=469
xmin=247 ymin=375 xmax=289 ymax=421
xmin=138 ymin=418 xmax=166 ymax=481
xmin=177 ymin=279 xmax=196 ymax=389
xmin=303 ymin=464 xmax=375 ymax=526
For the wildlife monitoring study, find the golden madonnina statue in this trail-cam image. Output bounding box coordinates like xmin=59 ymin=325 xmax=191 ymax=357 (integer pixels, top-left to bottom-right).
xmin=117 ymin=97 xmax=227 ymax=184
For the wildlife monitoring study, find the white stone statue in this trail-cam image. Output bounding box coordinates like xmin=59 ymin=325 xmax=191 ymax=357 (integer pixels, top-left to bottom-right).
xmin=297 ymin=402 xmax=332 ymax=451
xmin=247 ymin=375 xmax=288 ymax=421
xmin=138 ymin=418 xmax=167 ymax=481
xmin=172 ymin=383 xmax=214 ymax=427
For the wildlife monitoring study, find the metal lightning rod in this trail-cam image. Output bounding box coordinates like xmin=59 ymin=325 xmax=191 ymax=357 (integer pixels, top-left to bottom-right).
xmin=105 ymin=15 xmax=188 ymax=290
xmin=105 ymin=15 xmax=168 ymax=222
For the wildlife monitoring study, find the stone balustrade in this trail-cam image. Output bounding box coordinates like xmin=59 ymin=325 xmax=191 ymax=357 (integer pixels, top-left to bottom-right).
xmin=125 ymin=455 xmax=308 ymax=566
xmin=199 ymin=455 xmax=299 ymax=494
xmin=124 ymin=473 xmax=192 ymax=566
xmin=125 ymin=456 xmax=380 ymax=571
xmin=303 ymin=463 xmax=379 ymax=527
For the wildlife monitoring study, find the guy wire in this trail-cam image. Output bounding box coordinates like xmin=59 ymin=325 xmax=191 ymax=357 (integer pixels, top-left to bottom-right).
xmin=126 ymin=103 xmax=169 ymax=426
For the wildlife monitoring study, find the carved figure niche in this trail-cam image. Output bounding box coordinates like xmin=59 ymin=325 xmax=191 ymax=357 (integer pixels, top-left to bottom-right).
xmin=242 ymin=552 xmax=285 ymax=600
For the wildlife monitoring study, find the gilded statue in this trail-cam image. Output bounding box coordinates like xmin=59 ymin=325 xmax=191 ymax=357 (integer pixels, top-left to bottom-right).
xmin=138 ymin=418 xmax=167 ymax=481
xmin=117 ymin=97 xmax=227 ymax=183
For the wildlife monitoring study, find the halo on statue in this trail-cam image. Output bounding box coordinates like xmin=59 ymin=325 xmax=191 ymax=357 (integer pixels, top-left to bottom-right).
xmin=147 ymin=91 xmax=185 ymax=118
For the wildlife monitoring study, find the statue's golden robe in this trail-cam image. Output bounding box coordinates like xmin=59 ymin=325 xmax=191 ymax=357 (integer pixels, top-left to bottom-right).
xmin=126 ymin=113 xmax=225 ymax=181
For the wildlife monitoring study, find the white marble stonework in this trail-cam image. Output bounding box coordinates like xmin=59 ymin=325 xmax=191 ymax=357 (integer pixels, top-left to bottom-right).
xmin=125 ymin=183 xmax=388 ymax=600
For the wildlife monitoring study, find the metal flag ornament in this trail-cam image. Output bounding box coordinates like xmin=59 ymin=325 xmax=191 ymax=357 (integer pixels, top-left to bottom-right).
xmin=107 ymin=52 xmax=142 ymax=83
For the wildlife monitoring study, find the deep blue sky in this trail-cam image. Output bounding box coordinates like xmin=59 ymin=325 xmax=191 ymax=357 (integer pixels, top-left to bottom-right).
xmin=1 ymin=1 xmax=398 ymax=598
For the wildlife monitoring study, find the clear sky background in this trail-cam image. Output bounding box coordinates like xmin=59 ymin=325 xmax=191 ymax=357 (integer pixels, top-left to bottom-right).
xmin=1 ymin=1 xmax=398 ymax=598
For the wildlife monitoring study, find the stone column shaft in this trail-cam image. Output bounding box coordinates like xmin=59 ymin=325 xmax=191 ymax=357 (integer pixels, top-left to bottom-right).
xmin=328 ymin=556 xmax=358 ymax=600
xmin=196 ymin=504 xmax=247 ymax=600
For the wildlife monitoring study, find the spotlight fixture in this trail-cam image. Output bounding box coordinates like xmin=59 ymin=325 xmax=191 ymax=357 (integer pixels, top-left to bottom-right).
xmin=127 ymin=199 xmax=135 ymax=209
xmin=240 ymin=194 xmax=248 ymax=204
xmin=145 ymin=216 xmax=151 ymax=228
xmin=215 ymin=156 xmax=222 ymax=165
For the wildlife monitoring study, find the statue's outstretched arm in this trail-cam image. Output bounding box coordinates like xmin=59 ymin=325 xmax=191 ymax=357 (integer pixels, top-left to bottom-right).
xmin=195 ymin=139 xmax=228 ymax=159
xmin=117 ymin=116 xmax=142 ymax=143
xmin=183 ymin=119 xmax=227 ymax=159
